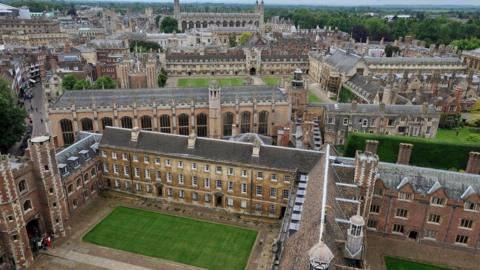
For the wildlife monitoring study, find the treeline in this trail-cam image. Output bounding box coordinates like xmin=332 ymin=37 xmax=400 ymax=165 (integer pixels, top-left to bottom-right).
xmin=266 ymin=9 xmax=480 ymax=48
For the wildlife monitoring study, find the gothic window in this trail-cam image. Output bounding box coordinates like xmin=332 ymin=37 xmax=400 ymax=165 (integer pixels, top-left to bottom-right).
xmin=23 ymin=200 xmax=32 ymax=212
xmin=223 ymin=20 xmax=228 ymax=27
xmin=80 ymin=118 xmax=93 ymax=132
xmin=101 ymin=117 xmax=113 ymax=129
xmin=188 ymin=21 xmax=194 ymax=29
xmin=178 ymin=113 xmax=189 ymax=135
xmin=240 ymin=111 xmax=251 ymax=133
xmin=202 ymin=21 xmax=207 ymax=28
xmin=60 ymin=119 xmax=74 ymax=145
xmin=196 ymin=113 xmax=208 ymax=137
xmin=229 ymin=21 xmax=234 ymax=27
xmin=140 ymin=115 xmax=152 ymax=131
xmin=258 ymin=111 xmax=269 ymax=135
xmin=236 ymin=21 xmax=240 ymax=27
xmin=195 ymin=21 xmax=201 ymax=28
xmin=18 ymin=180 xmax=27 ymax=193
xmin=159 ymin=115 xmax=171 ymax=133
xmin=223 ymin=112 xmax=234 ymax=136
xmin=121 ymin=116 xmax=133 ymax=129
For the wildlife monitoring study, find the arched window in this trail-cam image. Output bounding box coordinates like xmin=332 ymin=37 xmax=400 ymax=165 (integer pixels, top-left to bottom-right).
xmin=159 ymin=115 xmax=171 ymax=133
xmin=101 ymin=117 xmax=113 ymax=129
xmin=91 ymin=167 xmax=97 ymax=177
xmin=140 ymin=116 xmax=152 ymax=131
xmin=60 ymin=119 xmax=74 ymax=145
xmin=23 ymin=200 xmax=32 ymax=211
xmin=223 ymin=112 xmax=234 ymax=137
xmin=80 ymin=118 xmax=93 ymax=132
xmin=18 ymin=180 xmax=27 ymax=193
xmin=121 ymin=116 xmax=133 ymax=129
xmin=178 ymin=113 xmax=189 ymax=135
xmin=258 ymin=111 xmax=269 ymax=135
xmin=67 ymin=184 xmax=74 ymax=194
xmin=196 ymin=113 xmax=208 ymax=137
xmin=83 ymin=173 xmax=89 ymax=182
xmin=240 ymin=111 xmax=251 ymax=133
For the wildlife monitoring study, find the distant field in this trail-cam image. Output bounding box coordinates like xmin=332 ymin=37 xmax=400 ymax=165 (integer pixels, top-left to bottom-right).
xmin=177 ymin=77 xmax=246 ymax=87
xmin=83 ymin=207 xmax=257 ymax=270
xmin=262 ymin=76 xmax=281 ymax=86
xmin=385 ymin=256 xmax=450 ymax=270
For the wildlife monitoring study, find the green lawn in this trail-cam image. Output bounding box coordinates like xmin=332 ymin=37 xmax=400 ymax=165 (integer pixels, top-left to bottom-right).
xmin=83 ymin=207 xmax=257 ymax=270
xmin=435 ymin=127 xmax=480 ymax=144
xmin=262 ymin=76 xmax=281 ymax=86
xmin=177 ymin=77 xmax=246 ymax=87
xmin=308 ymin=91 xmax=322 ymax=103
xmin=385 ymin=256 xmax=450 ymax=270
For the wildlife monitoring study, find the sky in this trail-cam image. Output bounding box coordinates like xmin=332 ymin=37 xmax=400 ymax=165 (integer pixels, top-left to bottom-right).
xmin=174 ymin=0 xmax=480 ymax=5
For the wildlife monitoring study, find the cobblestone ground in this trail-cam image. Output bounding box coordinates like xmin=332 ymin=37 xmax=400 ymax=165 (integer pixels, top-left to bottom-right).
xmin=366 ymin=233 xmax=480 ymax=270
xmin=31 ymin=192 xmax=279 ymax=270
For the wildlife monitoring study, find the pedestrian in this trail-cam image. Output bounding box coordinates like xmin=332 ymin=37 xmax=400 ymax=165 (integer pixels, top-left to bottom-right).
xmin=35 ymin=107 xmax=38 ymax=112
xmin=40 ymin=118 xmax=43 ymax=123
xmin=36 ymin=238 xmax=42 ymax=251
xmin=46 ymin=235 xmax=51 ymax=248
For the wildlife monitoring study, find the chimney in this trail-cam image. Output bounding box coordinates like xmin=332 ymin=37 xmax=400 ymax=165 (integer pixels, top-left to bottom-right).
xmin=351 ymin=100 xmax=358 ymax=112
xmin=365 ymin=140 xmax=379 ymax=154
xmin=379 ymin=102 xmax=385 ymax=112
xmin=397 ymin=143 xmax=413 ymax=165
xmin=466 ymin=152 xmax=480 ymax=174
xmin=421 ymin=102 xmax=428 ymax=114
xmin=188 ymin=132 xmax=196 ymax=149
xmin=252 ymin=139 xmax=261 ymax=158
xmin=131 ymin=127 xmax=140 ymax=142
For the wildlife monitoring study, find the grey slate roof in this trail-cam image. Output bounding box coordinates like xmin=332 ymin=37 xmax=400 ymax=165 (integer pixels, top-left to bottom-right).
xmin=324 ymin=49 xmax=361 ymax=73
xmin=345 ymin=74 xmax=384 ymax=102
xmin=323 ymin=103 xmax=437 ymax=115
xmin=100 ymin=127 xmax=322 ymax=173
xmin=364 ymin=56 xmax=463 ymax=66
xmin=52 ymin=85 xmax=288 ymax=109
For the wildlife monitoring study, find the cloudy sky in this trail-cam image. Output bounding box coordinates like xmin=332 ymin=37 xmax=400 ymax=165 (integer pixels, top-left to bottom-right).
xmin=174 ymin=0 xmax=480 ymax=5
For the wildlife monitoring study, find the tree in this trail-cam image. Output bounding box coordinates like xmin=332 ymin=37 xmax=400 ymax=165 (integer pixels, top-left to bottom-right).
xmin=470 ymin=100 xmax=480 ymax=113
xmin=238 ymin=32 xmax=253 ymax=46
xmin=157 ymin=69 xmax=168 ymax=87
xmin=385 ymin=45 xmax=400 ymax=57
xmin=352 ymin=24 xmax=369 ymax=42
xmin=62 ymin=74 xmax=76 ymax=90
xmin=94 ymin=76 xmax=116 ymax=89
xmin=451 ymin=38 xmax=480 ymax=51
xmin=73 ymin=79 xmax=92 ymax=90
xmin=228 ymin=34 xmax=237 ymax=47
xmin=0 ymin=79 xmax=27 ymax=153
xmin=160 ymin=17 xmax=180 ymax=33
xmin=130 ymin=40 xmax=162 ymax=53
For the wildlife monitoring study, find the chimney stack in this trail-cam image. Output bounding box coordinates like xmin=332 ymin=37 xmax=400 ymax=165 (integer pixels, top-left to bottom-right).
xmin=131 ymin=127 xmax=140 ymax=142
xmin=397 ymin=143 xmax=413 ymax=165
xmin=252 ymin=139 xmax=261 ymax=158
xmin=365 ymin=140 xmax=379 ymax=154
xmin=421 ymin=102 xmax=428 ymax=114
xmin=187 ymin=132 xmax=196 ymax=149
xmin=351 ymin=100 xmax=358 ymax=112
xmin=379 ymin=102 xmax=385 ymax=112
xmin=466 ymin=152 xmax=480 ymax=174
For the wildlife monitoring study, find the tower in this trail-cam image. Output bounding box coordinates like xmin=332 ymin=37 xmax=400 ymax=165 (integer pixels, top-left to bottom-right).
xmin=146 ymin=58 xmax=157 ymax=88
xmin=29 ymin=136 xmax=69 ymax=239
xmin=115 ymin=61 xmax=129 ymax=89
xmin=289 ymin=68 xmax=307 ymax=117
xmin=345 ymin=214 xmax=365 ymax=258
xmin=257 ymin=0 xmax=265 ymax=32
xmin=173 ymin=0 xmax=180 ymax=19
xmin=208 ymin=80 xmax=221 ymax=138
xmin=353 ymin=150 xmax=379 ymax=220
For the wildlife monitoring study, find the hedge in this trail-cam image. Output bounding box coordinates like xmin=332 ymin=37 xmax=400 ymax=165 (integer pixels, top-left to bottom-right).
xmin=344 ymin=133 xmax=480 ymax=170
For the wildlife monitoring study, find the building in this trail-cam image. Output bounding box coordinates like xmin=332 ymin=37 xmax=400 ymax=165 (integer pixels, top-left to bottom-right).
xmin=2 ymin=33 xmax=68 ymax=47
xmin=0 ymin=17 xmax=60 ymax=36
xmin=173 ymin=0 xmax=264 ymax=32
xmin=462 ymin=48 xmax=480 ymax=73
xmin=48 ymin=81 xmax=291 ymax=147
xmin=321 ymin=102 xmax=440 ymax=145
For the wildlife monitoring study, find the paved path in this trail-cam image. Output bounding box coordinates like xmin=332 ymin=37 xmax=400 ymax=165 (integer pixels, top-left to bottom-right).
xmin=24 ymin=83 xmax=48 ymax=136
xmin=249 ymin=75 xmax=265 ymax=86
xmin=45 ymin=248 xmax=153 ymax=270
xmin=308 ymin=81 xmax=335 ymax=104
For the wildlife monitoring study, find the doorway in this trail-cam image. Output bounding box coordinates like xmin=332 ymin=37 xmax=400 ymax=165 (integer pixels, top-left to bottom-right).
xmin=249 ymin=67 xmax=256 ymax=76
xmin=409 ymin=230 xmax=418 ymax=240
xmin=215 ymin=193 xmax=223 ymax=207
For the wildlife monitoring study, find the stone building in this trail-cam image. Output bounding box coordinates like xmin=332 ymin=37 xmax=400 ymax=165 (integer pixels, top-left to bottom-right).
xmin=48 ymin=82 xmax=291 ymax=147
xmin=173 ymin=0 xmax=264 ymax=32
xmin=0 ymin=17 xmax=60 ymax=36
xmin=462 ymin=48 xmax=480 ymax=73
xmin=320 ymin=102 xmax=440 ymax=145
xmin=2 ymin=33 xmax=69 ymax=47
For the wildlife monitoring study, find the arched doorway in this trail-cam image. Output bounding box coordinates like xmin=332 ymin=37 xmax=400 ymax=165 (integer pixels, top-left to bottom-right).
xmin=215 ymin=192 xmax=223 ymax=207
xmin=249 ymin=67 xmax=256 ymax=76
xmin=26 ymin=218 xmax=42 ymax=254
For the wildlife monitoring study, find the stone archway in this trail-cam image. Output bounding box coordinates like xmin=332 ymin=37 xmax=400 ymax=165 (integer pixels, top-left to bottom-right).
xmin=214 ymin=192 xmax=224 ymax=207
xmin=250 ymin=67 xmax=257 ymax=76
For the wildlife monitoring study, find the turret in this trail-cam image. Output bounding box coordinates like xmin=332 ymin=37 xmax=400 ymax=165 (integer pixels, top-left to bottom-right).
xmin=345 ymin=214 xmax=365 ymax=258
xmin=208 ymin=80 xmax=221 ymax=138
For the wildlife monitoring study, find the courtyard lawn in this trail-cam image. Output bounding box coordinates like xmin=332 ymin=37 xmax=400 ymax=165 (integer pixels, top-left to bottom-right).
xmin=308 ymin=91 xmax=322 ymax=103
xmin=83 ymin=207 xmax=257 ymax=270
xmin=435 ymin=127 xmax=480 ymax=144
xmin=385 ymin=256 xmax=450 ymax=270
xmin=262 ymin=76 xmax=281 ymax=86
xmin=177 ymin=77 xmax=246 ymax=87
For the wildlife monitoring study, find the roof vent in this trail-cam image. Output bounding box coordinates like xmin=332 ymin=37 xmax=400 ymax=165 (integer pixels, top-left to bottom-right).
xmin=131 ymin=127 xmax=140 ymax=142
xmin=188 ymin=132 xmax=196 ymax=149
xmin=252 ymin=139 xmax=261 ymax=158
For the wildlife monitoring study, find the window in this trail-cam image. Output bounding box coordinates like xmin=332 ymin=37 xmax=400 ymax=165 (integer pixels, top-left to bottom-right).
xmin=240 ymin=111 xmax=251 ymax=133
xmin=455 ymin=235 xmax=469 ymax=245
xmin=395 ymin=208 xmax=408 ymax=218
xmin=270 ymin=188 xmax=277 ymax=198
xmin=241 ymin=200 xmax=247 ymax=209
xmin=367 ymin=219 xmax=377 ymax=229
xmin=18 ymin=180 xmax=27 ymax=193
xmin=192 ymin=192 xmax=198 ymax=201
xmin=111 ymin=152 xmax=117 ymax=159
xmin=464 ymin=201 xmax=480 ymax=212
xmin=271 ymin=174 xmax=277 ymax=181
xmin=373 ymin=188 xmax=383 ymax=197
xmin=398 ymin=192 xmax=413 ymax=201
xmin=115 ymin=180 xmax=120 ymax=188
xmin=227 ymin=197 xmax=234 ymax=207
xmin=23 ymin=200 xmax=32 ymax=212
xmin=424 ymin=229 xmax=437 ymax=239
xmin=257 ymin=171 xmax=263 ymax=180
xmin=228 ymin=168 xmax=234 ymax=176
xmin=113 ymin=164 xmax=119 ymax=174
xmin=343 ymin=118 xmax=348 ymax=125
xmin=241 ymin=183 xmax=247 ymax=193
xmin=166 ymin=172 xmax=173 ymax=182
xmin=192 ymin=162 xmax=197 ymax=170
xmin=145 ymin=169 xmax=150 ymax=179
xmin=223 ymin=112 xmax=234 ymax=136
xmin=428 ymin=213 xmax=441 ymax=224
xmin=178 ymin=174 xmax=184 ymax=185
xmin=327 ymin=117 xmax=334 ymax=124
xmin=192 ymin=176 xmax=198 ymax=187
xmin=255 ymin=203 xmax=262 ymax=212
xmin=205 ymin=194 xmax=210 ymax=202
xmin=284 ymin=175 xmax=291 ymax=182
xmin=256 ymin=186 xmax=263 ymax=196
xmin=178 ymin=113 xmax=189 ymax=135
xmin=122 ymin=153 xmax=128 ymax=160
xmin=216 ymin=180 xmax=222 ymax=189
xmin=179 ymin=190 xmax=184 ymax=198
xmin=165 ymin=159 xmax=171 ymax=167
xmin=177 ymin=161 xmax=183 ymax=168
xmin=283 ymin=189 xmax=290 ymax=199
xmin=362 ymin=119 xmax=368 ymax=127
xmin=204 ymin=178 xmax=210 ymax=188
xmin=241 ymin=170 xmax=247 ymax=177
xmin=431 ymin=196 xmax=446 ymax=206
xmin=155 ymin=158 xmax=160 ymax=164
xmin=60 ymin=119 xmax=74 ymax=145
xmin=144 ymin=156 xmax=149 ymax=163
xmin=124 ymin=166 xmax=129 ymax=176
xmin=76 ymin=178 xmax=82 ymax=188
xmin=370 ymin=204 xmax=380 ymax=214
xmin=103 ymin=163 xmax=109 ymax=172
xmin=121 ymin=116 xmax=133 ymax=129
xmin=134 ymin=167 xmax=140 ymax=178
xmin=392 ymin=224 xmax=404 ymax=234
xmin=135 ymin=183 xmax=141 ymax=191
xmin=167 ymin=188 xmax=172 ymax=197
xmin=67 ymin=184 xmax=74 ymax=194
xmin=228 ymin=181 xmax=233 ymax=192
xmin=159 ymin=115 xmax=171 ymax=133
xmin=269 ymin=205 xmax=275 ymax=215
xmin=216 ymin=166 xmax=222 ymax=174
xmin=197 ymin=113 xmax=208 ymax=137
xmin=155 ymin=171 xmax=161 ymax=181
xmin=460 ymin=218 xmax=474 ymax=229
xmin=146 ymin=185 xmax=152 ymax=193
xmin=204 ymin=164 xmax=210 ymax=172
xmin=140 ymin=115 xmax=152 ymax=131
xmin=132 ymin=155 xmax=138 ymax=162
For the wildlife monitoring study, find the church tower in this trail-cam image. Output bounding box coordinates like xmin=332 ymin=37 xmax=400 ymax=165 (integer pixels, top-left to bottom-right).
xmin=146 ymin=57 xmax=157 ymax=89
xmin=173 ymin=0 xmax=180 ymax=19
xmin=289 ymin=69 xmax=307 ymax=117
xmin=208 ymin=80 xmax=221 ymax=139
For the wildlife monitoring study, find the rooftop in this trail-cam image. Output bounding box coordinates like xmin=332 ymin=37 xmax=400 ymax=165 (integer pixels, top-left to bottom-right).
xmin=323 ymin=103 xmax=437 ymax=115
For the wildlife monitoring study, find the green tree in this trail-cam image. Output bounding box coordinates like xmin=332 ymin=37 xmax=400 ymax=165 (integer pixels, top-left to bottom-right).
xmin=160 ymin=17 xmax=180 ymax=33
xmin=73 ymin=79 xmax=92 ymax=90
xmin=385 ymin=45 xmax=400 ymax=57
xmin=0 ymin=79 xmax=27 ymax=153
xmin=238 ymin=32 xmax=253 ymax=46
xmin=157 ymin=69 xmax=168 ymax=87
xmin=470 ymin=100 xmax=480 ymax=113
xmin=62 ymin=74 xmax=77 ymax=90
xmin=94 ymin=76 xmax=116 ymax=89
xmin=451 ymin=38 xmax=480 ymax=51
xmin=228 ymin=34 xmax=237 ymax=47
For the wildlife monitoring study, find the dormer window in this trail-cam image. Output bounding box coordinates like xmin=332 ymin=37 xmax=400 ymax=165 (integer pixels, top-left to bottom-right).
xmin=431 ymin=196 xmax=446 ymax=207
xmin=464 ymin=201 xmax=480 ymax=212
xmin=79 ymin=149 xmax=90 ymax=161
xmin=68 ymin=156 xmax=80 ymax=169
xmin=58 ymin=163 xmax=69 ymax=176
xmin=398 ymin=192 xmax=413 ymax=201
